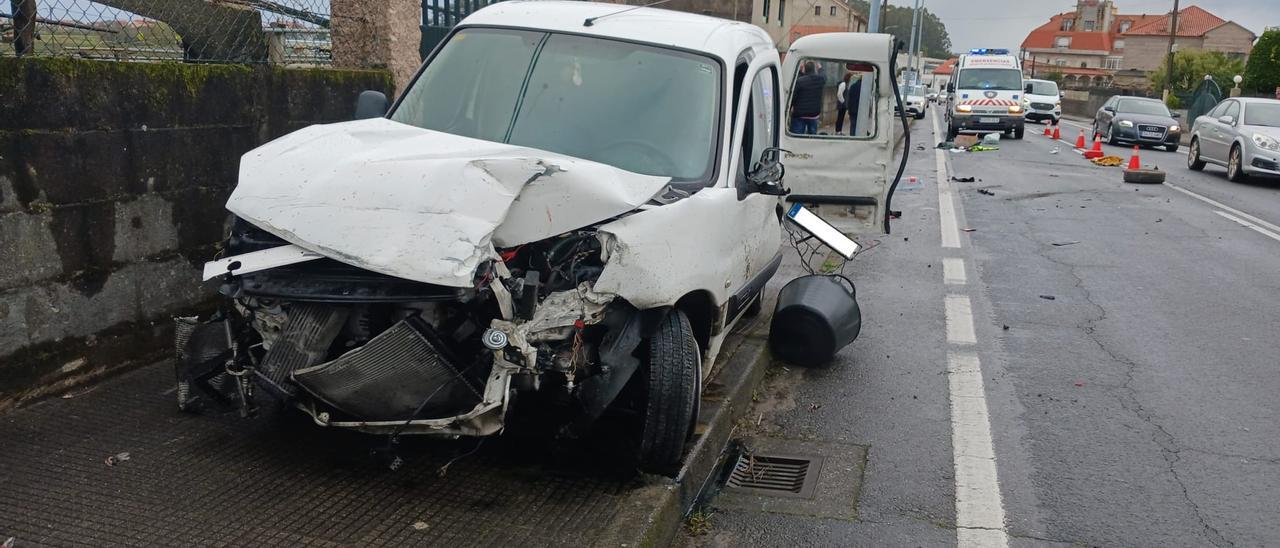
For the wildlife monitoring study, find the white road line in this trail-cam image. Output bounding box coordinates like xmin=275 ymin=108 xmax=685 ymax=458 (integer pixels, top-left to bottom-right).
xmin=944 ymin=257 xmax=968 ymax=285
xmin=1165 ymin=182 xmax=1280 ymax=234
xmin=1215 ymin=210 xmax=1280 ymax=243
xmin=932 ymin=110 xmax=963 ymax=248
xmin=945 ymin=295 xmax=977 ymax=345
xmin=932 ymin=109 xmax=1010 ymax=548
xmin=949 ymin=352 xmax=1009 ymax=547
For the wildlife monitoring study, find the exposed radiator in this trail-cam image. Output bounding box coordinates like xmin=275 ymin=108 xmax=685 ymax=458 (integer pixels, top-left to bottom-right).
xmin=256 ymin=303 xmax=349 ymax=396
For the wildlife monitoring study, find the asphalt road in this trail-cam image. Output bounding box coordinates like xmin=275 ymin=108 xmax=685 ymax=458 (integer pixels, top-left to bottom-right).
xmin=686 ymin=109 xmax=1280 ymax=546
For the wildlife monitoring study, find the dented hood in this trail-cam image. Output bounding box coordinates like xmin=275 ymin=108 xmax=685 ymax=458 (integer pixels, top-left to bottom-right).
xmin=227 ymin=118 xmax=670 ymax=287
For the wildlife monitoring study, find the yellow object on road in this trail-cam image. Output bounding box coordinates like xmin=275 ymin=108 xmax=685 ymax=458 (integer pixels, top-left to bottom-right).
xmin=1091 ymin=155 xmax=1125 ymax=167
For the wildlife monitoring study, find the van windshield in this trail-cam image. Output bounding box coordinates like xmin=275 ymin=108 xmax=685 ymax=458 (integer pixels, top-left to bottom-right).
xmin=957 ymin=69 xmax=1022 ymax=91
xmin=1026 ymin=80 xmax=1059 ymax=96
xmin=391 ymin=28 xmax=722 ymax=182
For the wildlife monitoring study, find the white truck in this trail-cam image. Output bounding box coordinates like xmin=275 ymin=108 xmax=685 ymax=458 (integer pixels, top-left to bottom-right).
xmin=945 ymin=49 xmax=1026 ymax=140
xmin=176 ymin=1 xmax=906 ymax=473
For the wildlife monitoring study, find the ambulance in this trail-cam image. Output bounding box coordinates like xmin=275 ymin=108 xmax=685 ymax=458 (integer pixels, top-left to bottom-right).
xmin=945 ymin=49 xmax=1026 ymax=140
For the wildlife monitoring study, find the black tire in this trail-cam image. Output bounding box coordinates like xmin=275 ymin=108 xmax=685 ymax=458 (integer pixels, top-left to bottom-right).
xmin=1106 ymin=123 xmax=1120 ymax=146
xmin=1187 ymin=138 xmax=1206 ymax=171
xmin=1227 ymin=145 xmax=1248 ymax=182
xmin=637 ymin=309 xmax=700 ymax=473
xmin=947 ymin=123 xmax=959 ymax=140
xmin=1013 ymin=125 xmax=1025 ymax=140
xmin=1123 ymin=168 xmax=1167 ymax=184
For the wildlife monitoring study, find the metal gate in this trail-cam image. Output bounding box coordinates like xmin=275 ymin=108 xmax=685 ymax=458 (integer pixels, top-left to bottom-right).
xmin=421 ymin=0 xmax=506 ymax=58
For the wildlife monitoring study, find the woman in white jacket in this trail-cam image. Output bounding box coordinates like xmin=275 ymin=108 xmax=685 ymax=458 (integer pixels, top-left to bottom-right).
xmin=835 ymin=72 xmax=852 ymax=135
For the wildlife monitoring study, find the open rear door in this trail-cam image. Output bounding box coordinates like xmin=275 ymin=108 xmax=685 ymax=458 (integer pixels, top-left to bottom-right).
xmin=780 ymin=33 xmax=900 ymax=234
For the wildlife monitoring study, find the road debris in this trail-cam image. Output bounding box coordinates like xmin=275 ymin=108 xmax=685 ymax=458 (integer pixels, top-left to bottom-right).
xmin=978 ymin=189 xmax=995 ymax=196
xmin=1050 ymin=147 xmax=1060 ymax=154
xmin=951 ymin=176 xmax=977 ymax=182
xmin=1090 ymin=155 xmax=1125 ymax=167
xmin=104 ymin=452 xmax=131 ymax=466
xmin=1039 ymin=295 xmax=1056 ymax=301
xmin=962 ymin=228 xmax=977 ymax=232
xmin=982 ymin=133 xmax=1001 ymax=145
xmin=968 ymin=145 xmax=1000 ymax=152
xmin=412 ymin=521 xmax=430 ymax=531
xmin=1051 ymin=241 xmax=1080 ymax=246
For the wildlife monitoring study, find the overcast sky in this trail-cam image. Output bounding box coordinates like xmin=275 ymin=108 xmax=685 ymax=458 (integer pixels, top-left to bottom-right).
xmin=892 ymin=0 xmax=1279 ymax=53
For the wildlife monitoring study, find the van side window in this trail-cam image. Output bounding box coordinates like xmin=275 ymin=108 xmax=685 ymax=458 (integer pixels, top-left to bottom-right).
xmin=741 ymin=67 xmax=778 ymax=176
xmin=786 ymin=57 xmax=878 ymax=140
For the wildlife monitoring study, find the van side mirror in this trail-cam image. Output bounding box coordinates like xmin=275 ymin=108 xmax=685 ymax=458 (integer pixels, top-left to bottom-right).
xmin=1024 ymin=84 xmax=1033 ymax=93
xmin=354 ymin=90 xmax=390 ymax=120
xmin=1171 ymin=112 xmax=1181 ymax=119
xmin=946 ymin=83 xmax=955 ymax=93
xmin=748 ymin=148 xmax=790 ymax=196
xmin=1103 ymin=106 xmax=1115 ymax=113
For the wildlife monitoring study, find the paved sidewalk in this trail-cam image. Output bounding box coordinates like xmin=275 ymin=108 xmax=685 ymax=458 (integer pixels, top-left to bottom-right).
xmin=0 ymin=313 xmax=769 ymax=548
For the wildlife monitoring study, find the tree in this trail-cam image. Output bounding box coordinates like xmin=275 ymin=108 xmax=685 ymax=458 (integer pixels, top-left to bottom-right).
xmin=1148 ymin=49 xmax=1245 ymax=95
xmin=1243 ymin=28 xmax=1280 ymax=95
xmin=846 ymin=0 xmax=953 ymax=59
xmin=1044 ymin=71 xmax=1065 ymax=86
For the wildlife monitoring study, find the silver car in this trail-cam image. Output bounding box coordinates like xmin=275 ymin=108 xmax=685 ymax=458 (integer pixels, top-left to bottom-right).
xmin=1188 ymin=97 xmax=1280 ymax=181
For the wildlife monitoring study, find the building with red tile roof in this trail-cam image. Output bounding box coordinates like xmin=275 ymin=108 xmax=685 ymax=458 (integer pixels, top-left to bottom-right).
xmin=1019 ymin=1 xmax=1255 ymax=90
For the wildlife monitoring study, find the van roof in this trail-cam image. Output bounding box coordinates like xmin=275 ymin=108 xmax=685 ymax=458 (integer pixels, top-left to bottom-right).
xmin=459 ymin=1 xmax=773 ymax=64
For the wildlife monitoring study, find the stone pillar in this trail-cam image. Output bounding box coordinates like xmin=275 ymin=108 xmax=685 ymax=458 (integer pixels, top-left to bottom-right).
xmin=331 ymin=0 xmax=422 ymax=96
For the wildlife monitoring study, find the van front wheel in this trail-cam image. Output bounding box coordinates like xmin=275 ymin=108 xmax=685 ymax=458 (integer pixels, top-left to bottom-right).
xmin=637 ymin=310 xmax=700 ymax=474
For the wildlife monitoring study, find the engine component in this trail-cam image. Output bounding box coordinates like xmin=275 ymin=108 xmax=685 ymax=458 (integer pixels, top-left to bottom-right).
xmin=292 ymin=317 xmax=482 ymax=420
xmin=481 ymin=328 xmax=509 ymax=350
xmin=769 ymin=275 xmax=861 ymax=366
xmin=173 ymin=316 xmax=237 ymax=411
xmin=254 ymin=304 xmax=349 ymax=397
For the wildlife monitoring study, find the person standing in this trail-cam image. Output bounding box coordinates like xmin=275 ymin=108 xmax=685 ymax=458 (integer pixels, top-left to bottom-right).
xmin=790 ymin=61 xmax=825 ymax=135
xmin=835 ymin=72 xmax=852 ymax=135
xmin=845 ymin=73 xmax=863 ymax=136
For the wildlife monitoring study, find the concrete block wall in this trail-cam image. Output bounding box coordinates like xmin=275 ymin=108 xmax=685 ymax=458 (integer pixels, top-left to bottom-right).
xmin=0 ymin=57 xmax=393 ymax=411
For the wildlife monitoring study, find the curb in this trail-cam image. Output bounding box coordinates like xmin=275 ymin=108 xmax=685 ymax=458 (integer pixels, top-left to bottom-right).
xmin=599 ymin=316 xmax=773 ymax=547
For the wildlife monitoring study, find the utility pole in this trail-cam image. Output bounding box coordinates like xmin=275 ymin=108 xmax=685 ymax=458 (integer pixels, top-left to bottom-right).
xmin=914 ymin=2 xmax=926 ymax=77
xmin=907 ymin=0 xmax=921 ymax=85
xmin=868 ymin=0 xmax=881 ymax=33
xmin=1162 ymin=0 xmax=1180 ymax=102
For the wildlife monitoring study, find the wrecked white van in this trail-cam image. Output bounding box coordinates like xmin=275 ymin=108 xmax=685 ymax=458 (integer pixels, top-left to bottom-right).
xmin=176 ymin=1 xmax=904 ymax=472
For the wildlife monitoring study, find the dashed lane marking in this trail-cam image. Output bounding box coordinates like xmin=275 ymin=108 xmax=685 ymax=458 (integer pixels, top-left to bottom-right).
xmin=943 ymin=257 xmax=968 ymax=285
xmin=1165 ymin=182 xmax=1280 ymax=235
xmin=932 ymin=109 xmax=1010 ymax=548
xmin=1215 ymin=210 xmax=1280 ymax=243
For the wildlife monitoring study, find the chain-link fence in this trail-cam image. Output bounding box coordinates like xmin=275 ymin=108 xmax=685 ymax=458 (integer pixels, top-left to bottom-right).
xmin=2 ymin=0 xmax=332 ymax=64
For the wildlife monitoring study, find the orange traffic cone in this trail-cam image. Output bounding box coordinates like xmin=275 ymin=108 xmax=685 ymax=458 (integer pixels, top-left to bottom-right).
xmin=1075 ymin=130 xmax=1086 ymax=148
xmin=1044 ymin=125 xmax=1052 ymax=137
xmin=1083 ymin=134 xmax=1105 ymax=159
xmin=1052 ymin=125 xmax=1061 ymax=140
xmin=1127 ymin=145 xmax=1141 ymax=170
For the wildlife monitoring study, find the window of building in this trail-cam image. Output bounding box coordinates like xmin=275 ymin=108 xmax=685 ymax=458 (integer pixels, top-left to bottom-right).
xmin=1061 ymin=19 xmax=1074 ymax=31
xmin=763 ymin=0 xmax=769 ymax=22
xmin=1083 ymin=21 xmax=1095 ymax=31
xmin=815 ymin=5 xmax=821 ymax=16
xmin=1114 ymin=39 xmax=1125 ymax=49
xmin=1056 ymin=36 xmax=1071 ymax=48
xmin=830 ymin=6 xmax=836 ymax=16
xmin=1120 ymin=21 xmax=1132 ymax=32
xmin=778 ymin=0 xmax=784 ymax=26
xmin=1055 ymin=59 xmax=1067 ymax=66
xmin=1104 ymin=57 xmax=1121 ymax=69
xmin=1080 ymin=62 xmax=1088 ymax=68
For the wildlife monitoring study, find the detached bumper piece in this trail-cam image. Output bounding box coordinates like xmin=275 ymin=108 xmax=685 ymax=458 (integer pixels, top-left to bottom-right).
xmin=293 ymin=317 xmax=482 ymax=421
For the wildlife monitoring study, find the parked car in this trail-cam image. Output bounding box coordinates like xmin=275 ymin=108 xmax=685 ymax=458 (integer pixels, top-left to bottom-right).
xmin=1187 ymin=97 xmax=1280 ymax=181
xmin=1022 ymin=78 xmax=1061 ymax=125
xmin=175 ymin=1 xmax=903 ymax=473
xmin=1093 ymin=96 xmax=1181 ymax=152
xmin=903 ymin=85 xmax=927 ymax=119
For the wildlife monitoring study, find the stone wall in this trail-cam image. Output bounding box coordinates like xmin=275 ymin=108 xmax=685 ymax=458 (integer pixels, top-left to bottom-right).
xmin=0 ymin=57 xmax=393 ymax=411
xmin=331 ymin=0 xmax=422 ymax=95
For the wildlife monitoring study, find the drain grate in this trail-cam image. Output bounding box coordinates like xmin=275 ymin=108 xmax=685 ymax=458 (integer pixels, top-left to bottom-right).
xmin=724 ymin=453 xmax=824 ymax=499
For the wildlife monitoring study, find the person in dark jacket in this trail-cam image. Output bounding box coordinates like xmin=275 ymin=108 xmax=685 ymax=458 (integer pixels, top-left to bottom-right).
xmin=790 ymin=61 xmax=825 ymax=135
xmin=844 ymin=74 xmax=863 ymax=136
